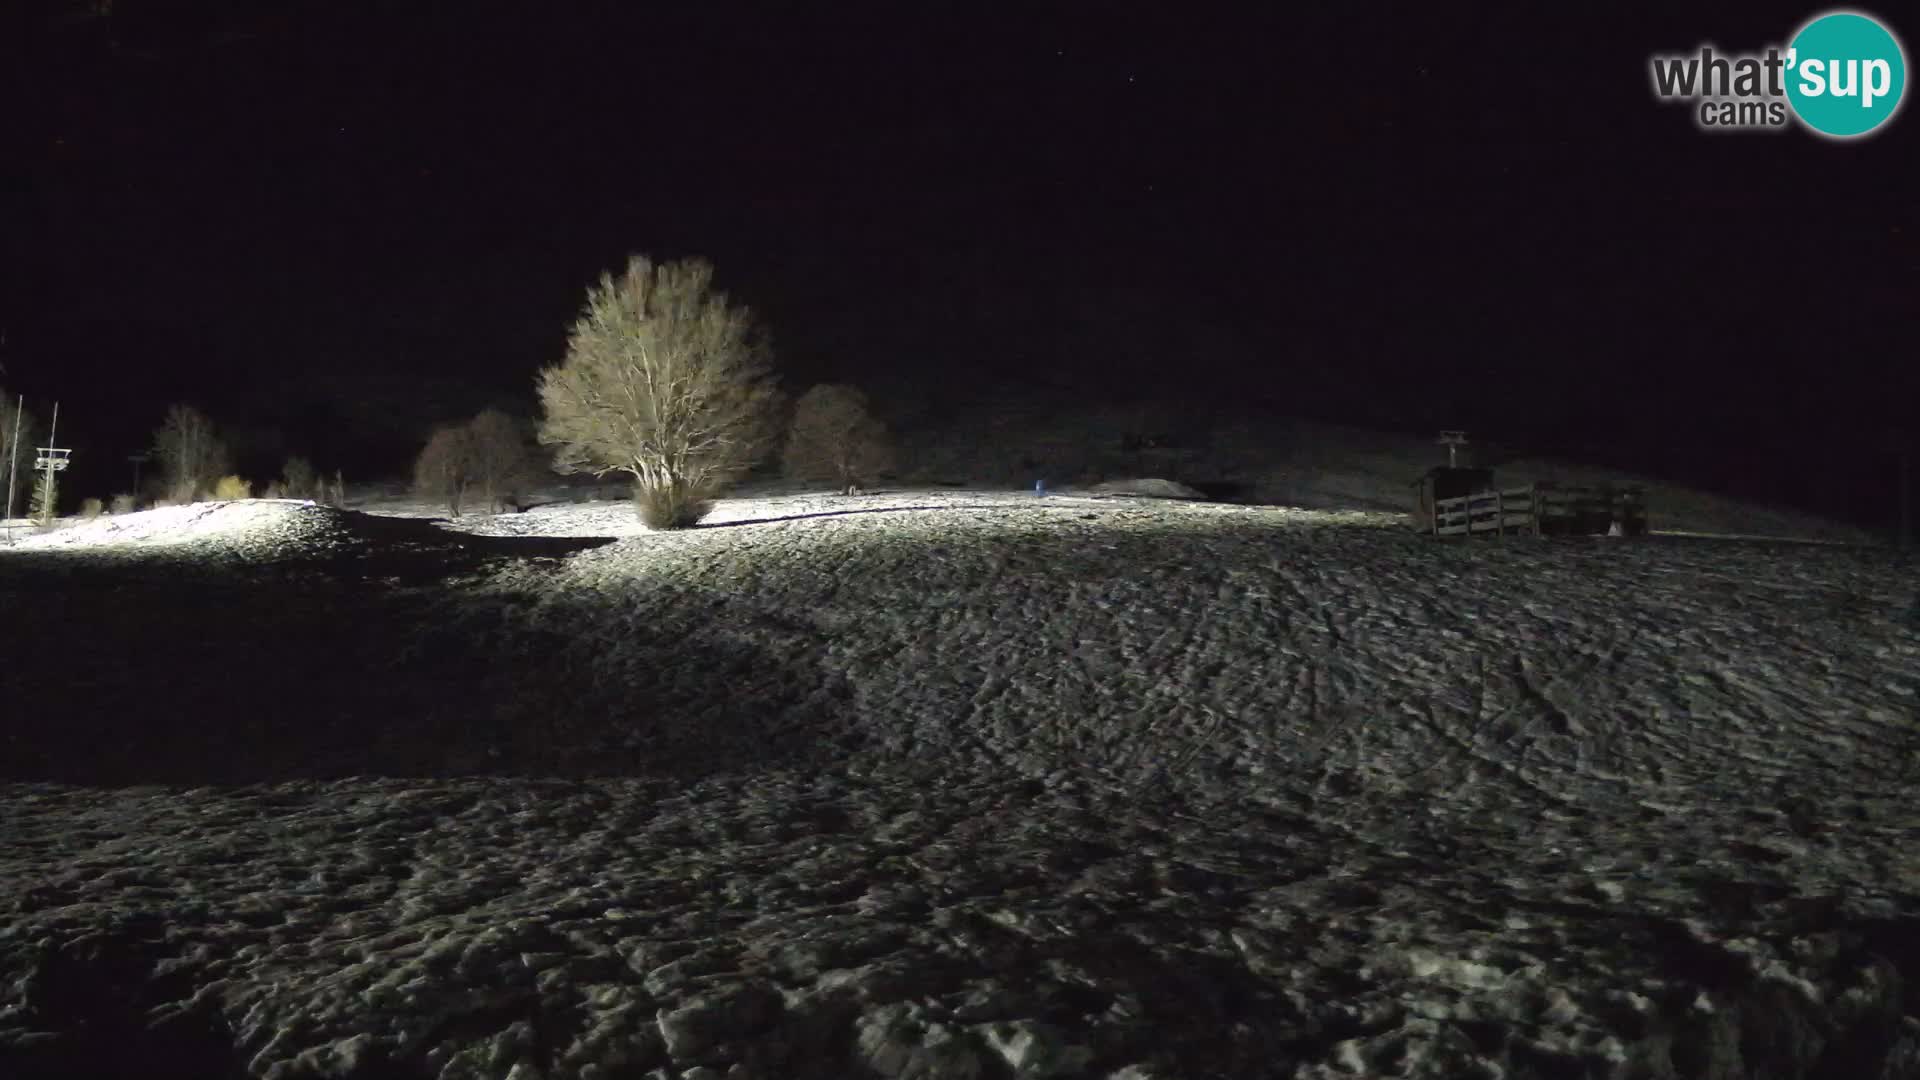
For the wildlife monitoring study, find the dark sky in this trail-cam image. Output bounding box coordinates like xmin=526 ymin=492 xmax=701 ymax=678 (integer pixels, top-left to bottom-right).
xmin=5 ymin=1 xmax=1915 ymax=523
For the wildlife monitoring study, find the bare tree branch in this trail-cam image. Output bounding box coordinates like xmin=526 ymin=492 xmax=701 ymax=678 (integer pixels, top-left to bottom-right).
xmin=151 ymin=404 xmax=230 ymax=503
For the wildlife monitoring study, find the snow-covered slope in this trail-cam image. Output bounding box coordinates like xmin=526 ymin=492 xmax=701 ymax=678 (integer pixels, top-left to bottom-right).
xmin=6 ymin=499 xmax=350 ymax=555
xmin=2 ymin=493 xmax=1917 ymax=1079
xmin=888 ymin=400 xmax=1886 ymax=547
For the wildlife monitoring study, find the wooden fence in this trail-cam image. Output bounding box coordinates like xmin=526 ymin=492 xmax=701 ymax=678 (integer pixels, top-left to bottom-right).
xmin=1429 ymin=482 xmax=1647 ymax=538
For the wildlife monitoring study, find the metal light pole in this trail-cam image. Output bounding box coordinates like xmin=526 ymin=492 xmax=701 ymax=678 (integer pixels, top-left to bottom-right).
xmin=3 ymin=393 xmax=21 ymax=538
xmin=4 ymin=395 xmax=20 ymax=513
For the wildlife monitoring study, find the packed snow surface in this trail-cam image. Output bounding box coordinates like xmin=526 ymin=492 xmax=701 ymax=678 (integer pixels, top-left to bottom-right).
xmin=3 ymin=491 xmax=1918 ymax=1079
xmin=5 ymin=498 xmax=337 ymax=551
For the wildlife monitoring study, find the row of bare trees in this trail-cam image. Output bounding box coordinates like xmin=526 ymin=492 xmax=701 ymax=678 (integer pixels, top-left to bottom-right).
xmin=412 ymin=383 xmax=893 ymax=523
xmin=151 ymin=405 xmax=339 ymax=505
xmin=3 ymin=398 xmax=343 ymax=519
xmin=26 ymin=253 xmax=893 ymax=527
xmin=531 ymin=254 xmax=893 ymax=527
xmin=412 ymin=408 xmax=539 ymax=517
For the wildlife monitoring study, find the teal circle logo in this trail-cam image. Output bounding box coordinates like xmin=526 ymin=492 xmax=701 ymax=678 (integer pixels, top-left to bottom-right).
xmin=1785 ymin=11 xmax=1907 ymax=138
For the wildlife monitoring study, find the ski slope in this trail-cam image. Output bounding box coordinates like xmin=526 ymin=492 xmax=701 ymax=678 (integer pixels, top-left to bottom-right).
xmin=2 ymin=492 xmax=1917 ymax=1078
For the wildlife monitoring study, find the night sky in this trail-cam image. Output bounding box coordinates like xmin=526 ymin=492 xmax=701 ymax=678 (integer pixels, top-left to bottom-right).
xmin=6 ymin=1 xmax=1915 ymax=527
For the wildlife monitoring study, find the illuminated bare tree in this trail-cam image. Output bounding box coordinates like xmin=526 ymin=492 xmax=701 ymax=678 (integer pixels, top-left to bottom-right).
xmin=465 ymin=408 xmax=537 ymax=514
xmin=783 ymin=383 xmax=894 ymax=495
xmin=278 ymin=456 xmax=319 ymax=500
xmin=536 ymin=255 xmax=782 ymax=528
xmin=151 ymin=404 xmax=230 ymax=503
xmin=413 ymin=424 xmax=475 ymax=517
xmin=30 ymin=470 xmax=58 ymax=523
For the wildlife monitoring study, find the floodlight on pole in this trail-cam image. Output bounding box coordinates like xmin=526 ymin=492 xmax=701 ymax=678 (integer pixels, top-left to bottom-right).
xmin=3 ymin=393 xmax=21 ymax=538
xmin=1438 ymin=430 xmax=1468 ymax=469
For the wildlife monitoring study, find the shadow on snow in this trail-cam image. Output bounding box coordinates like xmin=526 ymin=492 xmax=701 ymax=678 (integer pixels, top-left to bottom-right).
xmin=0 ymin=514 xmax=848 ymax=788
